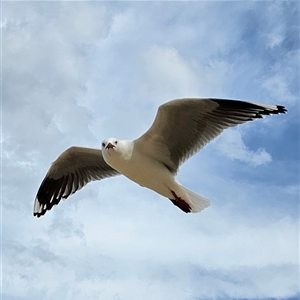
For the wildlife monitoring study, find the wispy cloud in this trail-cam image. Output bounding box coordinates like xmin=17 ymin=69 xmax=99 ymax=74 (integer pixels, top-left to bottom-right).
xmin=262 ymin=75 xmax=298 ymax=104
xmin=215 ymin=128 xmax=272 ymax=166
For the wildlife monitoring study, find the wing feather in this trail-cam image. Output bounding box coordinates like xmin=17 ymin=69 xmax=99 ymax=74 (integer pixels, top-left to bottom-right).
xmin=33 ymin=146 xmax=119 ymax=217
xmin=134 ymin=98 xmax=286 ymax=173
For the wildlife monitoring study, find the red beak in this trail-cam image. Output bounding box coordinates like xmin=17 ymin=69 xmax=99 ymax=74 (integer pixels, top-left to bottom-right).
xmin=106 ymin=142 xmax=115 ymax=150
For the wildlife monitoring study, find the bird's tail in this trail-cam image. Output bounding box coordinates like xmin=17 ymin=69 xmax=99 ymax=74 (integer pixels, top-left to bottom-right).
xmin=181 ymin=186 xmax=210 ymax=213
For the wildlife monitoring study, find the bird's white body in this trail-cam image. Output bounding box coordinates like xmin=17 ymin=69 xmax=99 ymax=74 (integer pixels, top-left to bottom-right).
xmin=101 ymin=138 xmax=210 ymax=212
xmin=102 ymin=139 xmax=176 ymax=197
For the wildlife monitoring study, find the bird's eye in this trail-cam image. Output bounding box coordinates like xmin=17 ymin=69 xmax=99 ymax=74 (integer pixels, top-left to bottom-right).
xmin=102 ymin=142 xmax=105 ymax=147
xmin=115 ymin=141 xmax=118 ymax=144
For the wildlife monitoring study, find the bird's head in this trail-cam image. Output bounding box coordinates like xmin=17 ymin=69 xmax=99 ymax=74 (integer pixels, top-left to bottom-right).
xmin=101 ymin=138 xmax=134 ymax=166
xmin=101 ymin=138 xmax=120 ymax=162
xmin=102 ymin=138 xmax=119 ymax=151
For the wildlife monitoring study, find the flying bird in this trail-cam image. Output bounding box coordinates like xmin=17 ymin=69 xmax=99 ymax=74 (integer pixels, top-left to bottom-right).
xmin=33 ymin=98 xmax=286 ymax=217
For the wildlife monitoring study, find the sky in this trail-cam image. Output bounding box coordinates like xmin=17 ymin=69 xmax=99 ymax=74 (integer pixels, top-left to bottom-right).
xmin=1 ymin=1 xmax=299 ymax=300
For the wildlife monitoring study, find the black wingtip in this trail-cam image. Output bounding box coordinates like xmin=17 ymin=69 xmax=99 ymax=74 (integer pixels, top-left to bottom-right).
xmin=33 ymin=199 xmax=60 ymax=218
xmin=33 ymin=176 xmax=65 ymax=218
xmin=276 ymin=105 xmax=287 ymax=114
xmin=33 ymin=211 xmax=44 ymax=218
xmin=211 ymin=99 xmax=287 ymax=116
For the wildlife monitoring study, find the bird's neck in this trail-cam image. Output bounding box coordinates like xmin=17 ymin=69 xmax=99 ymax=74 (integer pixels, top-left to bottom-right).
xmin=118 ymin=140 xmax=134 ymax=161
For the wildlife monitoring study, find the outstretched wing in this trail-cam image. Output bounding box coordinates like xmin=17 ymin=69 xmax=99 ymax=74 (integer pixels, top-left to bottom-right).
xmin=134 ymin=98 xmax=286 ymax=173
xmin=34 ymin=146 xmax=119 ymax=217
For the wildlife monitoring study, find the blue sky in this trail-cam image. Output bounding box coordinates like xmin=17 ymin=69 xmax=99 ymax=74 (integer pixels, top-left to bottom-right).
xmin=2 ymin=1 xmax=299 ymax=300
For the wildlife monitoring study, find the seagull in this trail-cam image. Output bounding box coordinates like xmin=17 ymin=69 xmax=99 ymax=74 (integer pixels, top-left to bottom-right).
xmin=33 ymin=98 xmax=286 ymax=217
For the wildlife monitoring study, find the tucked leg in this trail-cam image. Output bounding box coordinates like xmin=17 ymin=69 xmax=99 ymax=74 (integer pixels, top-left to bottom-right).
xmin=169 ymin=190 xmax=192 ymax=213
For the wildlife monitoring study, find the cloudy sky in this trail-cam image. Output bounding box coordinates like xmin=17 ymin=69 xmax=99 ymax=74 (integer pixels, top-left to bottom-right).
xmin=2 ymin=1 xmax=299 ymax=300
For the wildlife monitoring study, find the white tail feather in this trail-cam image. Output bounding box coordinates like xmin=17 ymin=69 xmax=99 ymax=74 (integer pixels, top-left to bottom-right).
xmin=181 ymin=186 xmax=210 ymax=213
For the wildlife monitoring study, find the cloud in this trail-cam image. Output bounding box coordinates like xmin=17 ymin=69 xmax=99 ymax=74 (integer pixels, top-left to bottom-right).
xmin=267 ymin=32 xmax=284 ymax=49
xmin=142 ymin=45 xmax=199 ymax=100
xmin=262 ymin=75 xmax=298 ymax=104
xmin=214 ymin=128 xmax=272 ymax=166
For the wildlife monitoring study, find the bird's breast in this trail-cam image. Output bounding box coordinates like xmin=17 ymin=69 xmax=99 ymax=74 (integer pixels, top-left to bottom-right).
xmin=108 ymin=149 xmax=172 ymax=190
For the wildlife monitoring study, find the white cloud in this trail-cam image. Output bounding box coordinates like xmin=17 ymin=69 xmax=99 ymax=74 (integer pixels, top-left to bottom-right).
xmin=267 ymin=32 xmax=284 ymax=49
xmin=214 ymin=128 xmax=272 ymax=166
xmin=262 ymin=75 xmax=297 ymax=104
xmin=142 ymin=45 xmax=200 ymax=100
xmin=110 ymin=9 xmax=135 ymax=36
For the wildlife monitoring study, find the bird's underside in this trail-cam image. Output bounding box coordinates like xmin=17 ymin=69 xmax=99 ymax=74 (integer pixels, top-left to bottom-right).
xmin=33 ymin=98 xmax=287 ymax=217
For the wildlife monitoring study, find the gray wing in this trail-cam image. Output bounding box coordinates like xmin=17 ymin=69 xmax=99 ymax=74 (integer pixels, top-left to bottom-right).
xmin=33 ymin=146 xmax=119 ymax=217
xmin=134 ymin=98 xmax=286 ymax=173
